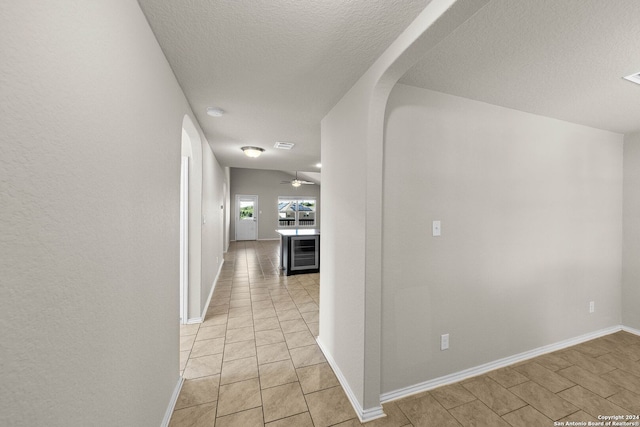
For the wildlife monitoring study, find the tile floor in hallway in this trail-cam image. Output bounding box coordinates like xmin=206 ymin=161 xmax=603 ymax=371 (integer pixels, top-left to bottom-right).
xmin=172 ymin=240 xmax=640 ymax=427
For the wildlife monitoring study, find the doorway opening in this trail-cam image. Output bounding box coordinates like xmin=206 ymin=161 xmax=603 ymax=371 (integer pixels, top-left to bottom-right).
xmin=180 ymin=128 xmax=192 ymax=324
xmin=179 ymin=156 xmax=189 ymax=323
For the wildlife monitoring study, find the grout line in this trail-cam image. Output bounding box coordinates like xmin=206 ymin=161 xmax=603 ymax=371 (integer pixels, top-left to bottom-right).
xmin=177 ymin=241 xmax=323 ymax=425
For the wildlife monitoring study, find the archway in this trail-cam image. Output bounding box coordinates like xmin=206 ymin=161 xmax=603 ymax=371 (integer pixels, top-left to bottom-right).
xmin=181 ymin=115 xmax=203 ymax=323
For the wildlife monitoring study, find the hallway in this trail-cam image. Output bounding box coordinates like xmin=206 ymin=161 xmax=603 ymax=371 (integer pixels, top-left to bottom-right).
xmin=172 ymin=241 xmax=640 ymax=426
xmin=173 ymin=240 xmax=360 ymax=426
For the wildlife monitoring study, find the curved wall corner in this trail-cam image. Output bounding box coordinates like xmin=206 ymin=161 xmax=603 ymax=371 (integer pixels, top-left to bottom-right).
xmin=319 ymin=0 xmax=491 ymax=421
xmin=182 ymin=114 xmax=203 ymax=321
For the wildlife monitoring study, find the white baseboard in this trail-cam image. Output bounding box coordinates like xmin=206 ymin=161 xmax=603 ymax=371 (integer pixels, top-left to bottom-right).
xmin=316 ymin=338 xmax=386 ymax=423
xmin=202 ymin=260 xmax=224 ymax=317
xmin=187 ymin=259 xmax=225 ymax=324
xmin=380 ymin=325 xmax=622 ymax=403
xmin=161 ymin=376 xmax=184 ymax=427
xmin=622 ymin=325 xmax=640 ymax=336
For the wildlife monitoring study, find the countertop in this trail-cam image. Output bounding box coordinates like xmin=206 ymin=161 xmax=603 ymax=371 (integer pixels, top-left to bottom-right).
xmin=275 ymin=229 xmax=320 ymax=236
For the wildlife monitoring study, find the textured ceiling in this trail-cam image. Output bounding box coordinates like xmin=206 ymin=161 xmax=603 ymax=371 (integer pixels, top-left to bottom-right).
xmin=400 ymin=0 xmax=640 ymax=134
xmin=137 ymin=0 xmax=431 ymax=173
xmin=138 ymin=0 xmax=640 ymax=177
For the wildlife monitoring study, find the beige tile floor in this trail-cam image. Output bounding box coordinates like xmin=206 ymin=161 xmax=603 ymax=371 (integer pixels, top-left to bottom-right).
xmin=172 ymin=240 xmax=640 ymax=426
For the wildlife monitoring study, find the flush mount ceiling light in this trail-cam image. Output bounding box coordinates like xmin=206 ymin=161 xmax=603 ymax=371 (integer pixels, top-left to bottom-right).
xmin=241 ymin=146 xmax=265 ymax=158
xmin=206 ymin=107 xmax=225 ymax=117
xmin=623 ymin=72 xmax=640 ymax=85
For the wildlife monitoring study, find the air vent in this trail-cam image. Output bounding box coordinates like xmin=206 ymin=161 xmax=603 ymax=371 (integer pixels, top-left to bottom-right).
xmin=623 ymin=72 xmax=640 ymax=85
xmin=274 ymin=141 xmax=295 ymax=150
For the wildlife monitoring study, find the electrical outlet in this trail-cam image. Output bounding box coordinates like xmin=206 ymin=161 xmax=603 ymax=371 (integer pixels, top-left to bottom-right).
xmin=441 ymin=334 xmax=449 ymax=351
xmin=589 ymin=301 xmax=595 ymax=314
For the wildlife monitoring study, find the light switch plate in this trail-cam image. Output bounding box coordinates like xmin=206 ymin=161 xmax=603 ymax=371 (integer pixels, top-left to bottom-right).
xmin=441 ymin=334 xmax=449 ymax=350
xmin=432 ymin=220 xmax=441 ymax=237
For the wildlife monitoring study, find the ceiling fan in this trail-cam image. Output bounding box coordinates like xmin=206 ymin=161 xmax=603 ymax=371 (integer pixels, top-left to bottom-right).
xmin=281 ymin=171 xmax=315 ymax=187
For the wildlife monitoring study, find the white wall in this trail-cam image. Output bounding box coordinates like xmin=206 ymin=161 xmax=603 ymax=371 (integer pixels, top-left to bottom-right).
xmin=229 ymin=168 xmax=321 ymax=240
xmin=623 ymin=132 xmax=640 ymax=330
xmin=320 ymin=88 xmax=369 ymax=410
xmin=224 ymin=167 xmax=232 ymax=251
xmin=381 ymin=84 xmax=623 ymax=393
xmin=0 ymin=1 xmax=224 ymax=425
xmin=319 ymin=2 xmax=492 ymax=417
xmin=201 ymin=142 xmax=227 ymax=309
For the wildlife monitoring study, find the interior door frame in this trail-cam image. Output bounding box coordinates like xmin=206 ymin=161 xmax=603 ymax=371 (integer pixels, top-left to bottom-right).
xmin=235 ymin=194 xmax=259 ymax=241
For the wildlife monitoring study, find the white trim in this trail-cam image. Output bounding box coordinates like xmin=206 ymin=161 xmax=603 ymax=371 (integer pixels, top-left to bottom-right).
xmin=380 ymin=325 xmax=622 ymax=403
xmin=161 ymin=376 xmax=185 ymax=427
xmin=277 ymin=195 xmax=317 ymax=200
xmin=202 ymin=260 xmax=224 ymax=318
xmin=277 ymin=196 xmax=317 ymax=229
xmin=187 ymin=259 xmax=225 ymax=324
xmin=179 ymin=156 xmax=189 ymax=324
xmin=622 ymin=325 xmax=640 ymax=336
xmin=316 ymin=338 xmax=386 ymax=423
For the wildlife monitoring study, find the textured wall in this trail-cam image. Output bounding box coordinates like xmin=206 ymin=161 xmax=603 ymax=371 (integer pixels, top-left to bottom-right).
xmin=382 ymin=84 xmax=623 ymax=393
xmin=623 ymin=132 xmax=640 ymax=330
xmin=0 ymin=1 xmax=206 ymax=425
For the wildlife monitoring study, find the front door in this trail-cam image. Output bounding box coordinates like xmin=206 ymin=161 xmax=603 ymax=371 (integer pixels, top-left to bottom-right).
xmin=236 ymin=195 xmax=258 ymax=240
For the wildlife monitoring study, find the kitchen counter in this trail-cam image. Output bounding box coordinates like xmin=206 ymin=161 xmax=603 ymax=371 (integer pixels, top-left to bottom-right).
xmin=275 ymin=228 xmax=320 ymax=236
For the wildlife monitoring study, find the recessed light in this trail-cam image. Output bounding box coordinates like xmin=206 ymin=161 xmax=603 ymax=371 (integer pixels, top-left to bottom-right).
xmin=315 ymin=163 xmax=322 ymax=168
xmin=206 ymin=107 xmax=225 ymax=117
xmin=274 ymin=141 xmax=295 ymax=150
xmin=623 ymin=72 xmax=640 ymax=85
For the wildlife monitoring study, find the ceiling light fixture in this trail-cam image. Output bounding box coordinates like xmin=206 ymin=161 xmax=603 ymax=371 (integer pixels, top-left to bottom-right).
xmin=280 ymin=172 xmax=315 ymax=187
xmin=206 ymin=107 xmax=225 ymax=117
xmin=315 ymin=163 xmax=322 ymax=168
xmin=241 ymin=146 xmax=265 ymax=158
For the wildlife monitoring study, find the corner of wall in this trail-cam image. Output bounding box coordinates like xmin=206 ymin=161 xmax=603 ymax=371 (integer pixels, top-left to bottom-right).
xmin=622 ymin=132 xmax=640 ymax=330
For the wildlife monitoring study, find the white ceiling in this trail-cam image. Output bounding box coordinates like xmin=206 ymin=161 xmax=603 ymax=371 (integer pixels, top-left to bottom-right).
xmin=400 ymin=0 xmax=640 ymax=134
xmin=138 ymin=0 xmax=640 ymax=177
xmin=137 ymin=0 xmax=431 ymax=173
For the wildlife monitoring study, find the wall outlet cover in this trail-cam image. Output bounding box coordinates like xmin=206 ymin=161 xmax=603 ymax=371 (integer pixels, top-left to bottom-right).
xmin=440 ymin=334 xmax=449 ymax=350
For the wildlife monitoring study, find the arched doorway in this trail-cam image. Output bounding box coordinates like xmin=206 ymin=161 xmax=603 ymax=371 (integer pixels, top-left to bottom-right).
xmin=180 ymin=115 xmax=203 ymax=324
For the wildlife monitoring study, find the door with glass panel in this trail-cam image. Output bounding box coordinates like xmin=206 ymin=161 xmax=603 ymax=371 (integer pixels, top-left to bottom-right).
xmin=235 ymin=195 xmax=258 ymax=240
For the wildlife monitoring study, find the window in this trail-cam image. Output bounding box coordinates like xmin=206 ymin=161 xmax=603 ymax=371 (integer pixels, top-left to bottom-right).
xmin=278 ymin=197 xmax=316 ymax=227
xmin=239 ymin=200 xmax=254 ymax=220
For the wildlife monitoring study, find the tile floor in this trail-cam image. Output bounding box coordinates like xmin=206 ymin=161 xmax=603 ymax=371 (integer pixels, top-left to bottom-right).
xmin=172 ymin=240 xmax=640 ymax=426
